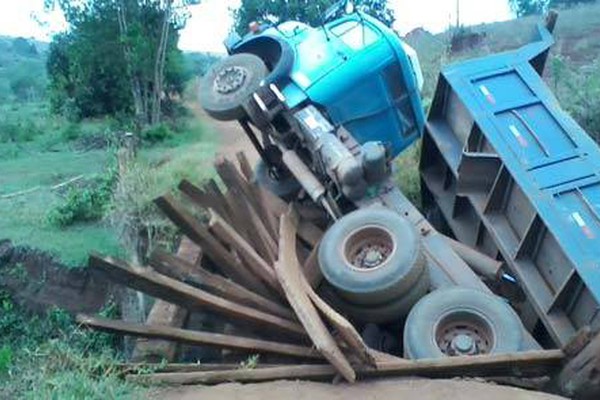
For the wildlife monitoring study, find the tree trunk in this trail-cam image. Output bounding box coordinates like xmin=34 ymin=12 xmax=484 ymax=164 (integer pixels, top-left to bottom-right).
xmin=150 ymin=0 xmax=173 ymax=125
xmin=117 ymin=1 xmax=145 ymax=128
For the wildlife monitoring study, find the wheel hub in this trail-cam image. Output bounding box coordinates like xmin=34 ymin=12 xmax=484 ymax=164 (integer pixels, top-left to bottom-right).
xmin=451 ymin=334 xmax=475 ymax=354
xmin=344 ymin=226 xmax=394 ymax=270
xmin=436 ymin=313 xmax=493 ymax=356
xmin=214 ymin=66 xmax=247 ymax=94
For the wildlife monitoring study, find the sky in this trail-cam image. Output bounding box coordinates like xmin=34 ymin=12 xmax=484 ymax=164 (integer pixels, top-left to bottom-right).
xmin=0 ymin=0 xmax=514 ymax=53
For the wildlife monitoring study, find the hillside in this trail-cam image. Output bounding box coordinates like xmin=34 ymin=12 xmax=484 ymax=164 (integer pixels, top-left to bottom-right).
xmin=404 ymin=2 xmax=600 ymax=140
xmin=0 ymin=36 xmax=48 ymax=103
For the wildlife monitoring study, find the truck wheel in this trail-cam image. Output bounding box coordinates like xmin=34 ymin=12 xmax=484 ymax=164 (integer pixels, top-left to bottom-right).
xmin=254 ymin=160 xmax=300 ymax=200
xmin=320 ymin=266 xmax=430 ymax=324
xmin=318 ymin=208 xmax=425 ymax=305
xmin=403 ymin=288 xmax=522 ymax=359
xmin=200 ymin=53 xmax=267 ymax=121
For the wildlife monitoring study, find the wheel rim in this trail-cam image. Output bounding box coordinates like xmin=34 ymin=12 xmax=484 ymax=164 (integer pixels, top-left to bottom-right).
xmin=434 ymin=311 xmax=494 ymax=356
xmin=343 ymin=225 xmax=395 ymax=271
xmin=214 ymin=66 xmax=248 ymax=94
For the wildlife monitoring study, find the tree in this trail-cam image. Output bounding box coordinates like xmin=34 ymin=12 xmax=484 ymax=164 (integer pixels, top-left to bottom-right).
xmin=509 ymin=0 xmax=549 ymax=16
xmin=45 ymin=0 xmax=195 ymax=125
xmin=509 ymin=0 xmax=596 ymax=17
xmin=233 ymin=0 xmax=395 ymax=35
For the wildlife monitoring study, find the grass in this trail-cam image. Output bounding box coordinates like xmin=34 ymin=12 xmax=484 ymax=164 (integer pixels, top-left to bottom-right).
xmin=0 ymin=290 xmax=143 ymax=399
xmin=0 ymin=101 xmax=217 ymax=266
xmin=0 ymin=148 xmax=122 ymax=266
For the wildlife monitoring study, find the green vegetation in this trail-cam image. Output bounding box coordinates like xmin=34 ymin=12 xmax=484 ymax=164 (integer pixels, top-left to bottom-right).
xmin=0 ymin=290 xmax=142 ymax=399
xmin=46 ymin=0 xmax=195 ymax=126
xmin=0 ymin=36 xmax=47 ymax=104
xmin=1 ymin=1 xmax=600 ymax=397
xmin=233 ymin=0 xmax=395 ymax=34
xmin=509 ymin=0 xmax=597 ymax=17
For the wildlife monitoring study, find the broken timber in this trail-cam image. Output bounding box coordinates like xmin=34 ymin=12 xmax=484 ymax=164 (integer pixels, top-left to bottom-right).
xmin=275 ymin=208 xmax=356 ymax=382
xmin=88 ymin=253 xmax=306 ymax=338
xmin=78 ymin=314 xmax=321 ymax=360
xmin=131 ymin=236 xmax=201 ymax=362
xmin=126 ymin=350 xmax=565 ymax=385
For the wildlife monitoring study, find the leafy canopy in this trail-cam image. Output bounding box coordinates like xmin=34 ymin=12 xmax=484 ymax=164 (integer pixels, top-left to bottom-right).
xmin=45 ymin=0 xmax=192 ymax=122
xmin=233 ymin=0 xmax=395 ymax=35
xmin=509 ymin=0 xmax=597 ymax=17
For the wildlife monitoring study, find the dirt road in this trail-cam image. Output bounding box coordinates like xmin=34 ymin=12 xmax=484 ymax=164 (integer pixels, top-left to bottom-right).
xmin=151 ymin=377 xmax=565 ymax=400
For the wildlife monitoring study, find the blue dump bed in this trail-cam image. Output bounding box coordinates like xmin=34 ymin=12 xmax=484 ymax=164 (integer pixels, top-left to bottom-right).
xmin=420 ymin=23 xmax=600 ymax=346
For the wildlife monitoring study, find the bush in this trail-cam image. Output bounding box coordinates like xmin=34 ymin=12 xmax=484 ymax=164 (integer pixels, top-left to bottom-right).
xmin=61 ymin=122 xmax=82 ymax=141
xmin=549 ymin=56 xmax=600 ymax=142
xmin=47 ymin=162 xmax=117 ymax=227
xmin=0 ymin=117 xmax=44 ymax=143
xmin=140 ymin=123 xmax=174 ymax=144
xmin=0 ymin=345 xmax=12 ymax=375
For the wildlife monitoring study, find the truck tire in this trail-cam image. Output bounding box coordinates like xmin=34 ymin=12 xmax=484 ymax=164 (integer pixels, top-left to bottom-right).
xmin=320 ymin=266 xmax=430 ymax=324
xmin=254 ymin=160 xmax=300 ymax=200
xmin=403 ymin=288 xmax=523 ymax=359
xmin=200 ymin=53 xmax=267 ymax=121
xmin=318 ymin=208 xmax=425 ymax=305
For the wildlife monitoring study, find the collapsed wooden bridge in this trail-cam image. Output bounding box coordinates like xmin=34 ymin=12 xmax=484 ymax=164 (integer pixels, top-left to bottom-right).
xmin=77 ymin=151 xmax=577 ymax=387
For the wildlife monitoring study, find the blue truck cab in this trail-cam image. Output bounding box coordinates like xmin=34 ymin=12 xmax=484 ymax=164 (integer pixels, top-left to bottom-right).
xmin=222 ymin=12 xmax=426 ymax=158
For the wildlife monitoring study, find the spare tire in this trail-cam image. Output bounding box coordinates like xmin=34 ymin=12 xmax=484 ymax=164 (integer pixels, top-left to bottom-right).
xmin=200 ymin=53 xmax=267 ymax=121
xmin=403 ymin=288 xmax=523 ymax=359
xmin=318 ymin=208 xmax=425 ymax=305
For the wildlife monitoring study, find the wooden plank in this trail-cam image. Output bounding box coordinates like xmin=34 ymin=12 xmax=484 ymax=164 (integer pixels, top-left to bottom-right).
xmin=119 ymin=363 xmax=283 ymax=374
xmin=154 ymin=194 xmax=272 ymax=297
xmin=304 ymin=279 xmax=374 ymax=367
xmin=126 ymin=350 xmax=565 ymax=385
xmin=78 ymin=314 xmax=321 ymax=360
xmin=236 ymin=151 xmax=255 ymax=182
xmin=281 ymin=210 xmax=373 ymax=367
xmin=208 ymin=209 xmax=281 ymax=293
xmin=127 ymin=364 xmax=336 ymax=385
xmin=132 ymin=236 xmax=201 ymax=363
xmin=275 ymin=209 xmax=356 ymax=382
xmin=178 ymin=179 xmax=230 ymax=222
xmin=556 ymin=332 xmax=600 ymax=399
xmin=236 ymin=151 xmax=279 ymax=240
xmin=150 ymin=249 xmax=294 ymax=321
xmin=302 ymin=245 xmax=323 ymax=289
xmin=259 ymin=186 xmax=324 ymax=248
xmin=215 ymin=157 xmax=277 ymax=263
xmin=88 ymin=253 xmax=307 ymax=337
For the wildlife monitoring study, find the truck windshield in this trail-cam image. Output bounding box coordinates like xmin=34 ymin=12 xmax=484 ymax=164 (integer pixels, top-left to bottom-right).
xmin=329 ymin=20 xmax=379 ymax=50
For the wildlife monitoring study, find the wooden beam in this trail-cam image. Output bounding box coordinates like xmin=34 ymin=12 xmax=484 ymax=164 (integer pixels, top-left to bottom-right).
xmin=236 ymin=151 xmax=255 ymax=182
xmin=208 ymin=209 xmax=280 ymax=293
xmin=178 ymin=179 xmax=231 ymax=223
xmin=214 ymin=156 xmax=277 ymax=263
xmin=258 ymin=186 xmax=324 ymax=248
xmin=154 ymin=194 xmax=271 ymax=297
xmin=132 ymin=236 xmax=202 ymax=362
xmin=149 ymin=249 xmax=294 ymax=321
xmin=556 ymin=332 xmax=600 ymax=399
xmin=272 ymin=211 xmax=371 ymax=366
xmin=78 ymin=314 xmax=321 ymax=360
xmin=236 ymin=151 xmax=279 ymax=240
xmin=126 ymin=350 xmax=565 ymax=385
xmin=276 ymin=209 xmax=356 ymax=382
xmin=88 ymin=253 xmax=306 ymax=337
xmin=302 ymin=244 xmax=323 ymax=289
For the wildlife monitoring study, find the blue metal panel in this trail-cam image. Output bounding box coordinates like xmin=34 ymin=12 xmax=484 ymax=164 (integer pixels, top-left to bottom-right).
xmin=440 ymin=24 xmax=600 ymax=303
